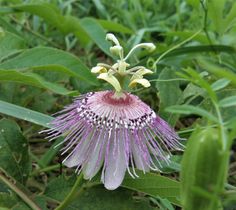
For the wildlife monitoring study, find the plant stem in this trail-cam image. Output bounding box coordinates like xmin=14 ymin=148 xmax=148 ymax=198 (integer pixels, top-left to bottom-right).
xmin=213 ymin=101 xmax=227 ymax=150
xmin=55 ymin=174 xmax=83 ymax=210
xmin=31 ymin=164 xmax=61 ymax=176
xmin=200 ymin=0 xmax=213 ymax=45
xmin=153 ymin=30 xmax=201 ymax=67
xmin=0 ymin=170 xmax=41 ymax=210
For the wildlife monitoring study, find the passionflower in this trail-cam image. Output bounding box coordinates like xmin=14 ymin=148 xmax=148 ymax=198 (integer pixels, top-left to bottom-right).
xmin=43 ymin=34 xmax=183 ymax=190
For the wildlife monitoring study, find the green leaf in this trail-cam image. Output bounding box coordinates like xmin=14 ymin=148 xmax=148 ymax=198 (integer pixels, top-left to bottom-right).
xmin=166 ymin=105 xmax=218 ymax=122
xmin=0 ymin=17 xmax=22 ymax=36
xmin=180 ymin=67 xmax=217 ymax=102
xmin=0 ymin=47 xmax=98 ymax=86
xmin=223 ymin=2 xmax=236 ymax=33
xmin=0 ymin=69 xmax=75 ymax=95
xmin=0 ymin=191 xmax=18 ymax=208
xmin=182 ymin=83 xmax=205 ymax=102
xmin=74 ymin=186 xmax=155 ymax=210
xmin=199 ymin=60 xmax=236 ymax=87
xmin=156 ymin=68 xmax=182 ymax=125
xmin=211 ymin=78 xmax=230 ymax=91
xmin=208 ymin=0 xmax=236 ymax=34
xmin=219 ymin=96 xmax=236 ymax=108
xmin=0 ymin=100 xmax=52 ymax=127
xmin=0 ymin=119 xmax=31 ymax=183
xmin=3 ymin=3 xmax=125 ymax=52
xmin=6 ymin=3 xmax=90 ymax=45
xmin=142 ymin=45 xmax=235 ymax=71
xmin=0 ymin=99 xmax=58 ymax=166
xmin=45 ymin=175 xmax=156 ymax=210
xmin=122 ymin=171 xmax=181 ymax=206
xmin=0 ymin=30 xmax=25 ymax=61
xmin=208 ymin=0 xmax=225 ymax=34
xmin=98 ymin=19 xmax=133 ymax=34
xmin=92 ymin=0 xmax=109 ymax=19
xmin=217 ymin=89 xmax=236 ymax=122
xmin=186 ymin=0 xmax=200 ymax=8
xmin=80 ymin=17 xmax=112 ymax=57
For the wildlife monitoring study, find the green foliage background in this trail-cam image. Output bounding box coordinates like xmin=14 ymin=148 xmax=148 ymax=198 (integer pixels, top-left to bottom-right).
xmin=0 ymin=0 xmax=236 ymax=209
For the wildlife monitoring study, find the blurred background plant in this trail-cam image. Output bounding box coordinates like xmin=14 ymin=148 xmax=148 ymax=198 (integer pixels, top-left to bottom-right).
xmin=0 ymin=0 xmax=236 ymax=209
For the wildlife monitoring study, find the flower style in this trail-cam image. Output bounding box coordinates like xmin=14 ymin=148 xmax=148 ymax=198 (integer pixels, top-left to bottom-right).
xmin=42 ymin=34 xmax=183 ymax=190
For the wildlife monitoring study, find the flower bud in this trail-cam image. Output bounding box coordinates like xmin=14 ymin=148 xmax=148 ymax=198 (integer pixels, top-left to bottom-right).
xmin=141 ymin=43 xmax=156 ymax=52
xmin=106 ymin=33 xmax=120 ymax=46
xmin=181 ymin=127 xmax=229 ymax=210
xmin=110 ymin=46 xmax=123 ymax=56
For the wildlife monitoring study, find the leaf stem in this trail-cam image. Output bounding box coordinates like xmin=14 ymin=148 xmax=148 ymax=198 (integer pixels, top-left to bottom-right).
xmin=0 ymin=170 xmax=41 ymax=210
xmin=55 ymin=174 xmax=83 ymax=210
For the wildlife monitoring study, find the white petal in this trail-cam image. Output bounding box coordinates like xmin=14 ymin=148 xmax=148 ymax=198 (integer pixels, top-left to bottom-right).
xmin=63 ymin=132 xmax=93 ymax=167
xmin=131 ymin=134 xmax=150 ymax=172
xmin=83 ymin=132 xmax=107 ymax=179
xmin=103 ymin=137 xmax=127 ymax=190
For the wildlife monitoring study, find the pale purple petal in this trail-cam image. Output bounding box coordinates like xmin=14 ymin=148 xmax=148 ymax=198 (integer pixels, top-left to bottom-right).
xmin=42 ymin=91 xmax=183 ymax=190
xmin=103 ymin=134 xmax=127 ymax=190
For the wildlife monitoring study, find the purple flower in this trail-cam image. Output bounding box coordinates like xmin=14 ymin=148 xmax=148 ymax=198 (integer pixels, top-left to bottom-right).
xmin=43 ymin=90 xmax=183 ymax=190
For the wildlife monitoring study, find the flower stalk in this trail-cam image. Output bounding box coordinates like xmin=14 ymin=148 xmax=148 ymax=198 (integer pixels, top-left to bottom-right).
xmin=55 ymin=174 xmax=83 ymax=210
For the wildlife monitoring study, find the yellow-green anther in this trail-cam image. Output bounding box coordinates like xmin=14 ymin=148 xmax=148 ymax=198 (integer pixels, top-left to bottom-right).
xmin=129 ymin=78 xmax=151 ymax=88
xmin=135 ymin=68 xmax=153 ymax=76
xmin=97 ymin=73 xmax=122 ymax=92
xmin=130 ymin=68 xmax=152 ymax=81
xmin=141 ymin=43 xmax=156 ymax=52
xmin=91 ymin=66 xmax=107 ymax=74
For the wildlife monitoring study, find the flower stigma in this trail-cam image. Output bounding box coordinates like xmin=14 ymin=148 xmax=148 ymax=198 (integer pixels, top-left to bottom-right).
xmin=91 ymin=33 xmax=156 ymax=98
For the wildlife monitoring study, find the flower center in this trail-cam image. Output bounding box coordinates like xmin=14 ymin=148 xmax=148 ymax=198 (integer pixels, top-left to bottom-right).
xmin=102 ymin=91 xmax=134 ymax=106
xmin=91 ymin=33 xmax=156 ymax=94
